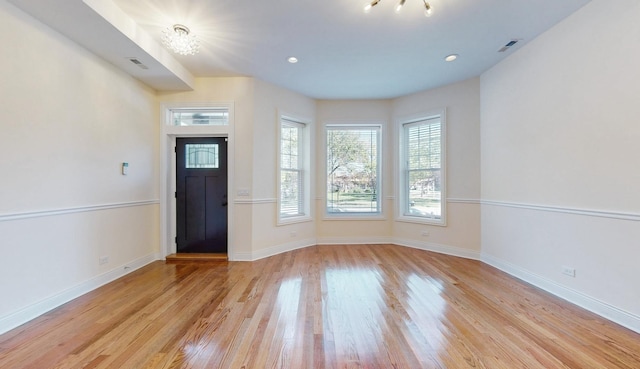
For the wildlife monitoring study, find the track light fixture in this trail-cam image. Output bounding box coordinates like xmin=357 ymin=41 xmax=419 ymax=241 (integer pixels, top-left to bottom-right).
xmin=364 ymin=0 xmax=434 ymax=17
xmin=423 ymin=0 xmax=433 ymax=17
xmin=364 ymin=0 xmax=381 ymax=13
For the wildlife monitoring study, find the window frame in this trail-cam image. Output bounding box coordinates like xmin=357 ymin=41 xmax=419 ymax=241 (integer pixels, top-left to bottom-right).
xmin=184 ymin=143 xmax=220 ymax=168
xmin=277 ymin=114 xmax=312 ymax=225
xmin=324 ymin=124 xmax=383 ymax=219
xmin=397 ymin=110 xmax=447 ymax=226
xmin=170 ymin=107 xmax=229 ymax=126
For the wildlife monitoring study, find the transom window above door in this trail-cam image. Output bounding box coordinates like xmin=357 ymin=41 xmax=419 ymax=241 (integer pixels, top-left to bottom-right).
xmin=171 ymin=108 xmax=229 ymax=126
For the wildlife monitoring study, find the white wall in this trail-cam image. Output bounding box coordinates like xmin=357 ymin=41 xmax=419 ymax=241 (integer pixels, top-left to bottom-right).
xmin=3 ymin=0 xmax=636 ymax=337
xmin=313 ymin=81 xmax=481 ymax=257
xmin=0 ymin=1 xmax=160 ymax=334
xmin=480 ymin=0 xmax=640 ymax=331
xmin=157 ymin=77 xmax=317 ymax=260
xmin=157 ymin=79 xmax=481 ymax=259
xmin=393 ymin=78 xmax=481 ymax=257
xmin=157 ymin=77 xmax=255 ymax=258
xmin=250 ymin=79 xmax=317 ymax=258
xmin=315 ymin=100 xmax=394 ymax=243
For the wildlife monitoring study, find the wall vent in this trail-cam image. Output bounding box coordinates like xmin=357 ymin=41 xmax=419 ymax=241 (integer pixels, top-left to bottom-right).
xmin=126 ymin=57 xmax=149 ymax=70
xmin=498 ymin=39 xmax=520 ymax=52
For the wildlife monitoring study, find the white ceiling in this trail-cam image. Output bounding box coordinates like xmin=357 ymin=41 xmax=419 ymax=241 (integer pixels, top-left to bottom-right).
xmin=9 ymin=0 xmax=591 ymax=99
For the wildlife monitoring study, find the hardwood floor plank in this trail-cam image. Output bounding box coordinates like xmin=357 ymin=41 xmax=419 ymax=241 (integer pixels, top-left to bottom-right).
xmin=1 ymin=244 xmax=639 ymax=369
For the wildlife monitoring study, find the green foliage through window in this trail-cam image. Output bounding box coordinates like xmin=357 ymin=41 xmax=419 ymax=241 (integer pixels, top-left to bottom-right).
xmin=326 ymin=126 xmax=380 ymax=214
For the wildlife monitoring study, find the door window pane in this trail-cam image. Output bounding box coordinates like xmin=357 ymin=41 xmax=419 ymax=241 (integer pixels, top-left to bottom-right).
xmin=185 ymin=144 xmax=219 ymax=168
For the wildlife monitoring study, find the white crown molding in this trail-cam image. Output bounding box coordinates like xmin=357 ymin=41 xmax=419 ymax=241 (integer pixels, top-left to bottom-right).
xmin=481 ymin=200 xmax=640 ymax=221
xmin=0 ymin=200 xmax=160 ymax=222
xmin=0 ymin=252 xmax=160 ymax=335
xmin=481 ymin=253 xmax=640 ymax=334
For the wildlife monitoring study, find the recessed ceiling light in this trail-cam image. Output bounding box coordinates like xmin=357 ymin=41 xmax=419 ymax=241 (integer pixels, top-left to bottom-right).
xmin=287 ymin=57 xmax=298 ymax=64
xmin=444 ymin=54 xmax=458 ymax=62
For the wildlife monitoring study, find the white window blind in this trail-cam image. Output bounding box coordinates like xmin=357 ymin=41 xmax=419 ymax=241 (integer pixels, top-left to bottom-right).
xmin=403 ymin=116 xmax=443 ymax=221
xmin=280 ymin=120 xmax=305 ymax=217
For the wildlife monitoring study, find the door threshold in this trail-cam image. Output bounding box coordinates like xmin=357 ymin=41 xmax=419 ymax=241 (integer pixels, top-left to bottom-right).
xmin=165 ymin=253 xmax=228 ymax=262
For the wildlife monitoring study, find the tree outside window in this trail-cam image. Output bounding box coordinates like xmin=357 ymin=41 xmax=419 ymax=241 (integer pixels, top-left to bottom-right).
xmin=326 ymin=126 xmax=381 ymax=214
xmin=400 ymin=114 xmax=445 ymax=224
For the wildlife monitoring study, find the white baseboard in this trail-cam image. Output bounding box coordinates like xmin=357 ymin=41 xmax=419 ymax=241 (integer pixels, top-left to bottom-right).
xmin=5 ymin=243 xmax=637 ymax=338
xmin=0 ymin=252 xmax=160 ymax=335
xmin=316 ymin=236 xmax=394 ymax=245
xmin=481 ymin=253 xmax=640 ymax=334
xmin=394 ymin=238 xmax=481 ymax=260
xmin=232 ymin=238 xmax=317 ymax=261
xmin=234 ymin=237 xmax=478 ymax=262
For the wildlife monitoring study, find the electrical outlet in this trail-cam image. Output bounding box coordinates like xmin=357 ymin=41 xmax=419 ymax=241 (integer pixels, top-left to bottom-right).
xmin=99 ymin=256 xmax=109 ymax=265
xmin=562 ymin=266 xmax=576 ymax=277
xmin=290 ymin=231 xmax=297 ymax=237
xmin=421 ymin=231 xmax=430 ymax=237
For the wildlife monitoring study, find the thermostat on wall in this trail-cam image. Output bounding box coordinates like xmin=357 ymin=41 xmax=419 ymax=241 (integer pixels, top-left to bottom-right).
xmin=122 ymin=162 xmax=129 ymax=175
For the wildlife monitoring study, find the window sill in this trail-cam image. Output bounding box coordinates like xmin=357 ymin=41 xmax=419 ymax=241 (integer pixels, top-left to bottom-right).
xmin=396 ymin=214 xmax=446 ymax=226
xmin=323 ymin=213 xmax=387 ymax=221
xmin=277 ymin=215 xmax=313 ymax=226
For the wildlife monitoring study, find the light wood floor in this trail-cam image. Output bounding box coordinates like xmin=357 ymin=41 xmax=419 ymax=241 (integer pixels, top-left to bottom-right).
xmin=1 ymin=245 xmax=638 ymax=368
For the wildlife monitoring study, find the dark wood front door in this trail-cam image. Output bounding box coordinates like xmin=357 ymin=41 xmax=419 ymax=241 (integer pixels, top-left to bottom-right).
xmin=176 ymin=137 xmax=228 ymax=253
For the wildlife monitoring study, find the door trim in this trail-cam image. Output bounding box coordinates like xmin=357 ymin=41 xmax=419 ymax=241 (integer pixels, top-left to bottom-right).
xmin=160 ymin=102 xmax=235 ymax=260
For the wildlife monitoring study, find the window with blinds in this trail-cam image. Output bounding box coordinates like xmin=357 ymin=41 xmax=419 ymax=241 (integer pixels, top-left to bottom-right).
xmin=401 ymin=115 xmax=445 ymax=223
xmin=279 ymin=117 xmax=311 ymax=223
xmin=280 ymin=120 xmax=304 ymax=217
xmin=326 ymin=126 xmax=381 ymax=214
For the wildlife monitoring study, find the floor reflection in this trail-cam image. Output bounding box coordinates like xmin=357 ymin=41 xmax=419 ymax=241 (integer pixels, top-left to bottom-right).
xmin=406 ymin=274 xmax=448 ymax=353
xmin=324 ymin=267 xmax=385 ymax=362
xmin=275 ymin=277 xmax=303 ymax=341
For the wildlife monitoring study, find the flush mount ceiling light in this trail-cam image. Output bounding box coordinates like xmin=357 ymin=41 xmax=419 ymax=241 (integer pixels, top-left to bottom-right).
xmin=162 ymin=24 xmax=200 ymax=55
xmin=444 ymin=54 xmax=458 ymax=62
xmin=287 ymin=56 xmax=298 ymax=63
xmin=365 ymin=0 xmax=433 ymax=17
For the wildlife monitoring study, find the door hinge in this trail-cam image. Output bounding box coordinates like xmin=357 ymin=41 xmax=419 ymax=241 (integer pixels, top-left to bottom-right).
xmin=174 ymin=236 xmax=177 ymax=244
xmin=174 ymin=146 xmax=176 ymax=153
xmin=174 ymin=191 xmax=177 ymax=198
